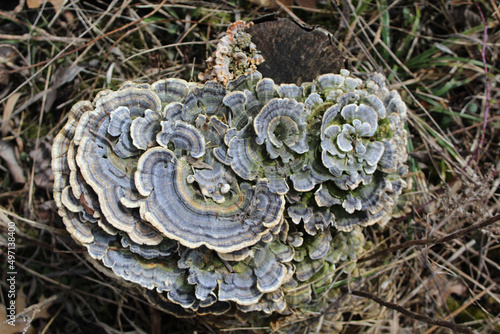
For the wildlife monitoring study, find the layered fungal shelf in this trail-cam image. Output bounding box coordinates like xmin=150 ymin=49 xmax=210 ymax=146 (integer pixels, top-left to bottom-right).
xmin=52 ymin=20 xmax=408 ymax=318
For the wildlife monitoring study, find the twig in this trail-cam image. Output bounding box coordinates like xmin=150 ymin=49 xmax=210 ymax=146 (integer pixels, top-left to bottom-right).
xmin=274 ymin=0 xmax=306 ymax=25
xmin=424 ymin=282 xmax=494 ymax=334
xmin=123 ymin=40 xmax=215 ymax=62
xmin=28 ymin=48 xmax=53 ymax=215
xmin=0 ymin=206 xmax=67 ymax=235
xmin=0 ymin=33 xmax=88 ymax=43
xmin=14 ymin=293 xmax=61 ymax=320
xmin=358 ymin=214 xmax=500 ymax=263
xmin=346 ymin=289 xmax=473 ymax=334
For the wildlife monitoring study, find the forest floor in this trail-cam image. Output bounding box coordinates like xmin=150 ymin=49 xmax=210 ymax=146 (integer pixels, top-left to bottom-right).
xmin=0 ymin=1 xmax=499 ymax=333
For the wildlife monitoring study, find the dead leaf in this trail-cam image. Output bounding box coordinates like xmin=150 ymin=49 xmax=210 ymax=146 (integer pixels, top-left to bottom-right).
xmin=26 ymin=0 xmax=66 ymax=12
xmin=2 ymin=93 xmax=21 ymax=137
xmin=26 ymin=0 xmax=41 ymax=8
xmin=0 ymin=289 xmax=53 ymax=334
xmin=0 ymin=139 xmax=25 ymax=184
xmin=246 ymin=0 xmax=293 ymax=8
xmin=29 ymin=137 xmax=54 ymax=191
xmin=44 ymin=64 xmax=83 ymax=113
xmin=11 ymin=64 xmax=82 ymax=116
xmin=295 ymin=0 xmax=317 ymax=8
xmin=186 ymin=155 xmax=214 ymax=170
xmin=424 ymin=263 xmax=468 ymax=308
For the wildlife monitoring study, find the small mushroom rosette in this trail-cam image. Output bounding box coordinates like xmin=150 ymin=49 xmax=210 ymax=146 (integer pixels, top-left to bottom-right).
xmin=52 ymin=69 xmax=408 ymax=317
xmin=199 ymin=20 xmax=264 ymax=85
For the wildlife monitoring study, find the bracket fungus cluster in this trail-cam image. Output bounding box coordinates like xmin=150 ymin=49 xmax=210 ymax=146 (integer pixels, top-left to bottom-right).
xmin=199 ymin=20 xmax=264 ymax=85
xmin=52 ymin=20 xmax=409 ymax=320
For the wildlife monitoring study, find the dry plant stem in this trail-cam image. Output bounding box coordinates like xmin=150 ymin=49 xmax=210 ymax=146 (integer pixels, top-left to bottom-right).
xmin=0 ymin=0 xmax=168 ymax=106
xmin=13 ymin=294 xmax=61 ymax=322
xmin=17 ymin=261 xmax=139 ymax=313
xmin=0 ymin=33 xmax=88 ymax=43
xmin=418 ymin=245 xmax=453 ymax=317
xmin=405 ymin=151 xmax=495 ymax=223
xmin=429 ymin=247 xmax=500 ymax=304
xmin=219 ymin=326 xmax=270 ymax=332
xmin=358 ymin=214 xmax=500 ymax=263
xmin=123 ymin=40 xmax=216 ymax=62
xmin=41 ymin=304 xmax=63 ymax=334
xmin=274 ymin=0 xmax=306 ymax=25
xmin=475 ymin=4 xmax=491 ymax=164
xmin=423 ymin=267 xmax=496 ymax=334
xmin=332 ymin=1 xmax=462 ymax=169
xmin=0 ymin=206 xmax=66 ymax=235
xmin=28 ymin=51 xmax=53 ymax=215
xmin=346 ymin=289 xmax=474 ymax=334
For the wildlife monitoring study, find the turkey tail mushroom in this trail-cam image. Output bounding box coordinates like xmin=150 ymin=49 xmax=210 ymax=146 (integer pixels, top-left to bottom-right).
xmin=53 ymin=19 xmax=408 ymax=320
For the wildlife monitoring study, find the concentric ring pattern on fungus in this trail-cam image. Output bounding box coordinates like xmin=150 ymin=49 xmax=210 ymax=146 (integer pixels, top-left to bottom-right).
xmin=52 ymin=66 xmax=408 ymax=316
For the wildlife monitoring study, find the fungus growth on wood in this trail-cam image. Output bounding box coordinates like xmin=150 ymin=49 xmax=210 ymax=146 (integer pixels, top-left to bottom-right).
xmin=52 ymin=19 xmax=408 ymax=318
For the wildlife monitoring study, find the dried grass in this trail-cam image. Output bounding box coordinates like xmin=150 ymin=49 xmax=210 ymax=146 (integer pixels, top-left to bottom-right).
xmin=0 ymin=0 xmax=498 ymax=333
